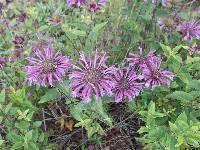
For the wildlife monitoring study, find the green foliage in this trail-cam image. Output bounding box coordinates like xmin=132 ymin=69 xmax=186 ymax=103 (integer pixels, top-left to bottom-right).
xmin=70 ymin=98 xmax=113 ymax=138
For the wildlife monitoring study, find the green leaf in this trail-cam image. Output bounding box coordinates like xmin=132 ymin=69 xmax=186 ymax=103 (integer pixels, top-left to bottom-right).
xmin=175 ymin=112 xmax=188 ymax=124
xmin=11 ymin=142 xmax=24 ymax=150
xmin=187 ymin=138 xmax=199 ymax=148
xmin=160 ymin=43 xmax=171 ymax=57
xmin=166 ymin=91 xmax=194 ymax=102
xmin=39 ymin=88 xmax=61 ymax=103
xmin=148 ymin=101 xmax=155 ymax=115
xmin=28 ymin=142 xmax=39 ymax=150
xmin=33 ymin=121 xmax=42 ymax=128
xmin=0 ymin=89 xmax=5 ymax=103
xmin=91 ymin=99 xmax=113 ymax=126
xmin=25 ymin=130 xmax=33 ymax=141
xmin=84 ymin=22 xmax=107 ymax=53
xmin=15 ymin=121 xmax=30 ymax=130
xmin=177 ymin=67 xmax=192 ymax=84
xmin=0 ymin=140 xmax=4 ymax=146
xmin=7 ymin=132 xmax=22 ymax=143
xmin=71 ymin=29 xmax=86 ymax=37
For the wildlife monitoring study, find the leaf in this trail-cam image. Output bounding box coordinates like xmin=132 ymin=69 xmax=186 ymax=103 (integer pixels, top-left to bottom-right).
xmin=11 ymin=142 xmax=23 ymax=150
xmin=91 ymin=99 xmax=113 ymax=127
xmin=0 ymin=89 xmax=5 ymax=103
xmin=160 ymin=43 xmax=171 ymax=57
xmin=39 ymin=88 xmax=61 ymax=103
xmin=7 ymin=132 xmax=22 ymax=143
xmin=177 ymin=67 xmax=192 ymax=84
xmin=0 ymin=140 xmax=4 ymax=146
xmin=166 ymin=91 xmax=194 ymax=102
xmin=71 ymin=29 xmax=86 ymax=37
xmin=55 ymin=118 xmax=65 ymax=130
xmin=65 ymin=119 xmax=74 ymax=131
xmin=175 ymin=112 xmax=188 ymax=124
xmin=28 ymin=142 xmax=39 ymax=150
xmin=186 ymin=80 xmax=200 ymax=90
xmin=187 ymin=138 xmax=200 ymax=148
xmin=25 ymin=130 xmax=33 ymax=141
xmin=33 ymin=121 xmax=42 ymax=128
xmin=148 ymin=101 xmax=155 ymax=115
xmin=84 ymin=22 xmax=107 ymax=53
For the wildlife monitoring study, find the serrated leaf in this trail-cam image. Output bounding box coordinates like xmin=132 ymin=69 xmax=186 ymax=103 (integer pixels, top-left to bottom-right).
xmin=39 ymin=88 xmax=61 ymax=103
xmin=28 ymin=142 xmax=39 ymax=150
xmin=7 ymin=132 xmax=22 ymax=143
xmin=11 ymin=142 xmax=23 ymax=150
xmin=166 ymin=91 xmax=194 ymax=102
xmin=84 ymin=22 xmax=107 ymax=53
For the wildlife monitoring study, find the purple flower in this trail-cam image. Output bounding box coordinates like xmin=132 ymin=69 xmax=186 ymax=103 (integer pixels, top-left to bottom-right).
xmin=26 ymin=47 xmax=71 ymax=87
xmin=17 ymin=12 xmax=27 ymax=22
xmin=189 ymin=45 xmax=200 ymax=55
xmin=178 ymin=21 xmax=200 ymax=40
xmin=113 ymin=67 xmax=143 ymax=103
xmin=13 ymin=35 xmax=25 ymax=49
xmin=127 ymin=48 xmax=159 ymax=69
xmin=89 ymin=0 xmax=108 ymax=12
xmin=89 ymin=3 xmax=100 ymax=12
xmin=142 ymin=59 xmax=174 ymax=88
xmin=67 ymin=0 xmax=86 ymax=7
xmin=69 ymin=51 xmax=115 ymax=102
xmin=0 ymin=56 xmax=5 ymax=68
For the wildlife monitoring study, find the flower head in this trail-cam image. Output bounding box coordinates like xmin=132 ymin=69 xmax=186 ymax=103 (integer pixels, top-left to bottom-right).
xmin=127 ymin=48 xmax=159 ymax=69
xmin=113 ymin=67 xmax=143 ymax=103
xmin=67 ymin=0 xmax=86 ymax=7
xmin=13 ymin=35 xmax=26 ymax=49
xmin=189 ymin=44 xmax=200 ymax=55
xmin=0 ymin=56 xmax=5 ymax=68
xmin=142 ymin=59 xmax=174 ymax=88
xmin=178 ymin=21 xmax=200 ymax=40
xmin=89 ymin=0 xmax=108 ymax=12
xmin=17 ymin=12 xmax=27 ymax=22
xmin=69 ymin=51 xmax=115 ymax=102
xmin=26 ymin=47 xmax=71 ymax=87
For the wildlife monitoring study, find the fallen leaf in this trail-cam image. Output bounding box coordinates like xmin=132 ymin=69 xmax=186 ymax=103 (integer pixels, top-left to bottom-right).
xmin=55 ymin=117 xmax=65 ymax=130
xmin=65 ymin=119 xmax=74 ymax=131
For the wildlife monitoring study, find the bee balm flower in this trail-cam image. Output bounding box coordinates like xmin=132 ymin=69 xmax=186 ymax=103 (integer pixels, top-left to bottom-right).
xmin=113 ymin=67 xmax=143 ymax=103
xmin=69 ymin=51 xmax=115 ymax=102
xmin=26 ymin=47 xmax=71 ymax=87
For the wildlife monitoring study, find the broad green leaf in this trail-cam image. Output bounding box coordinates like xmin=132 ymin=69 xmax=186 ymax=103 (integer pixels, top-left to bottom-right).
xmin=11 ymin=142 xmax=24 ymax=150
xmin=25 ymin=130 xmax=33 ymax=141
xmin=39 ymin=88 xmax=61 ymax=103
xmin=84 ymin=22 xmax=107 ymax=53
xmin=7 ymin=132 xmax=23 ymax=143
xmin=160 ymin=43 xmax=171 ymax=57
xmin=177 ymin=67 xmax=192 ymax=84
xmin=175 ymin=112 xmax=188 ymax=124
xmin=0 ymin=140 xmax=4 ymax=146
xmin=33 ymin=121 xmax=42 ymax=128
xmin=71 ymin=29 xmax=86 ymax=37
xmin=148 ymin=101 xmax=155 ymax=115
xmin=166 ymin=91 xmax=194 ymax=102
xmin=28 ymin=142 xmax=39 ymax=150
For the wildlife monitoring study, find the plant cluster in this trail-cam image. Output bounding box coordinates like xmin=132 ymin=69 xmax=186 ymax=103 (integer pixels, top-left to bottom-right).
xmin=0 ymin=0 xmax=199 ymax=149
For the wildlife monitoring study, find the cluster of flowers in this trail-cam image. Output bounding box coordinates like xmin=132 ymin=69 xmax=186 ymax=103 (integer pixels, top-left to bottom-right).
xmin=25 ymin=47 xmax=174 ymax=103
xmin=67 ymin=0 xmax=108 ymax=12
